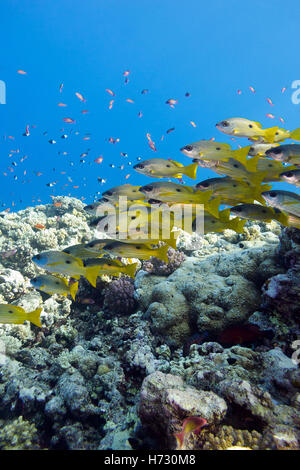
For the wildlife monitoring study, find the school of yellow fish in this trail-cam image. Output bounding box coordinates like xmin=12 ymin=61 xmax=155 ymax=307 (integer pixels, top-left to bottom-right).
xmin=2 ymin=116 xmax=300 ymax=326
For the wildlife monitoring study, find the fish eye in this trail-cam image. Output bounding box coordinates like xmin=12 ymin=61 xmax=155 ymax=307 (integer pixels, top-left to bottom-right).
xmin=271 ymin=147 xmax=281 ymax=154
xmin=233 ymin=163 xmax=239 ymax=168
xmin=249 ymin=147 xmax=254 ymax=152
xmin=216 ymin=147 xmax=221 ymax=151
xmin=199 ymin=182 xmax=209 ymax=188
xmin=105 ymin=191 xmax=113 ymax=196
xmin=234 ymin=206 xmax=242 ymax=212
xmin=184 ymin=145 xmax=193 ymax=151
xmin=176 ymin=188 xmax=181 ymax=192
xmin=284 ymin=172 xmax=293 ymax=178
xmin=143 ymin=186 xmax=153 ymax=192
xmin=35 ymin=254 xmax=41 ymax=260
xmin=166 ymin=164 xmax=171 ymax=168
xmin=8 ymin=310 xmax=13 ymax=313
xmin=262 ymin=209 xmax=267 ymax=213
xmin=65 ymin=260 xmax=71 ymax=264
xmin=55 ymin=281 xmax=60 ymax=285
xmin=221 ymin=121 xmax=229 ymax=127
xmin=31 ymin=278 xmax=37 ymax=283
xmin=135 ymin=245 xmax=141 ymax=249
xmin=249 ymin=124 xmax=253 ymax=128
xmin=135 ymin=164 xmax=144 ymax=169
xmin=269 ymin=192 xmax=277 ymax=198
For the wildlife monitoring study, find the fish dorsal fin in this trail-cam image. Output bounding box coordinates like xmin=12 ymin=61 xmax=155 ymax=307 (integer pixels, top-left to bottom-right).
xmin=170 ymin=160 xmax=184 ymax=168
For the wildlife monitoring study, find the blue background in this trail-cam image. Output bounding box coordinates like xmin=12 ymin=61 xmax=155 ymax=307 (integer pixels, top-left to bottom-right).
xmin=0 ymin=0 xmax=300 ymax=210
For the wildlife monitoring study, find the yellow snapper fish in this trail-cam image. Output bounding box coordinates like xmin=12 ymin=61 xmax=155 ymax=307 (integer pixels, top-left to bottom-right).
xmin=139 ymin=181 xmax=213 ymax=206
xmin=83 ymin=258 xmax=138 ymax=279
xmin=265 ymin=144 xmax=300 ymax=165
xmin=256 ymin=157 xmax=298 ymax=182
xmin=261 ymin=190 xmax=300 ymax=218
xmin=230 ymin=203 xmax=289 ymax=226
xmin=96 ymin=226 xmax=179 ymax=249
xmin=133 ymin=158 xmax=198 ymax=179
xmin=194 ymin=156 xmax=263 ymax=186
xmin=63 ymin=243 xmax=104 ymax=259
xmin=83 ymin=197 xmax=114 ymax=214
xmin=180 ymin=140 xmax=251 ymax=165
xmin=32 ymin=251 xmax=101 ymax=287
xmin=95 ymin=204 xmax=161 ymax=236
xmin=195 ymin=176 xmax=272 ymax=205
xmin=0 ymin=304 xmax=42 ymax=327
xmin=280 ymin=168 xmax=300 ymax=187
xmin=216 ymin=118 xmax=279 ymax=143
xmin=196 ymin=209 xmax=246 ymax=234
xmin=272 ymin=127 xmax=300 ymax=143
xmin=30 ymin=274 xmax=79 ymax=300
xmin=248 ymin=143 xmax=280 ymax=156
xmin=102 ymin=184 xmax=145 ymax=202
xmin=102 ymin=241 xmax=169 ymax=262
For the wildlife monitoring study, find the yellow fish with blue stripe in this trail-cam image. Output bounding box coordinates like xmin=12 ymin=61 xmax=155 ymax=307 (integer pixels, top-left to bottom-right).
xmin=32 ymin=251 xmax=101 ymax=287
xmin=31 ymin=274 xmax=79 ymax=300
xmin=0 ymin=304 xmax=42 ymax=327
xmin=133 ymin=158 xmax=198 ymax=179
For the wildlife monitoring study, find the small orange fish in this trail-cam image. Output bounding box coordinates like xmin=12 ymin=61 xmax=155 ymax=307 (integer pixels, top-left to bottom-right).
xmin=34 ymin=224 xmax=45 ymax=230
xmin=126 ymin=99 xmax=134 ymax=103
xmin=106 ymin=89 xmax=115 ymax=96
xmin=58 ymin=103 xmax=67 ymax=107
xmin=75 ymin=92 xmax=86 ymax=102
xmin=175 ymin=417 xmax=207 ymax=449
xmin=53 ymin=202 xmax=62 ymax=207
xmin=17 ymin=70 xmax=27 ymax=75
xmin=63 ymin=118 xmax=75 ymax=123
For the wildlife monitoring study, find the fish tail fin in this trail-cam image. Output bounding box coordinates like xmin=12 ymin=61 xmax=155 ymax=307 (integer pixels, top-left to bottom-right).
xmin=125 ymin=262 xmax=138 ymax=279
xmin=163 ymin=234 xmax=178 ymax=249
xmin=183 ymin=163 xmax=198 ymax=179
xmin=85 ymin=266 xmax=100 ymax=287
xmin=157 ymin=244 xmax=169 ymax=263
xmin=218 ymin=208 xmax=231 ymax=221
xmin=263 ymin=126 xmax=279 ymax=143
xmin=290 ymin=127 xmax=300 ymax=141
xmin=230 ymin=218 xmax=246 ymax=233
xmin=254 ymin=184 xmax=272 ymax=204
xmin=205 ymin=196 xmax=221 ymax=218
xmin=276 ymin=211 xmax=289 ymax=227
xmin=69 ymin=281 xmax=79 ymax=301
xmin=232 ymin=146 xmax=251 ymax=165
xmin=28 ymin=308 xmax=43 ymax=327
xmin=245 ymin=155 xmax=259 ymax=173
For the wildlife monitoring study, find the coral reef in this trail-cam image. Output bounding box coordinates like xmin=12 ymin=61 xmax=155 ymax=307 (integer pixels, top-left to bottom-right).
xmin=142 ymin=247 xmax=186 ymax=275
xmin=103 ymin=277 xmax=137 ymax=315
xmin=0 ymin=199 xmax=299 ymax=450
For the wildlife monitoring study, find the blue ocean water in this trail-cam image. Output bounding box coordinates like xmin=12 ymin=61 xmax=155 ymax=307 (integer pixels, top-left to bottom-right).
xmin=0 ymin=0 xmax=300 ymax=210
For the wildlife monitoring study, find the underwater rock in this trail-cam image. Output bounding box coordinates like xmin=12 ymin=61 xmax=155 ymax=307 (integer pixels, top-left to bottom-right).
xmin=138 ymin=371 xmax=227 ymax=448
